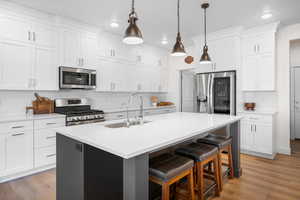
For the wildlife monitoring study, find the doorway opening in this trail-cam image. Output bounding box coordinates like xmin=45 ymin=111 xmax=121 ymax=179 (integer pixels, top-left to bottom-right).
xmin=290 ymin=39 xmax=300 ymax=154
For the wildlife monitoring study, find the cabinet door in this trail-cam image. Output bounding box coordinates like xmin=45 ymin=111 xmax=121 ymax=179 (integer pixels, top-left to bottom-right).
xmin=97 ymin=60 xmax=114 ymax=91
xmin=254 ymin=123 xmax=273 ymax=154
xmin=0 ymin=41 xmax=34 ymax=90
xmin=256 ymin=54 xmax=275 ymax=91
xmin=240 ymin=121 xmax=254 ymax=151
xmin=242 ymin=55 xmax=258 ymax=91
xmin=33 ymin=23 xmax=58 ymax=48
xmin=60 ymin=29 xmax=81 ymax=67
xmin=257 ymin=33 xmax=274 ymax=54
xmin=6 ymin=130 xmax=34 ymax=175
xmin=34 ymin=46 xmax=58 ymax=90
xmin=0 ymin=16 xmax=31 ymax=43
xmin=215 ymin=37 xmax=238 ymax=71
xmin=0 ymin=134 xmax=5 ymax=175
xmin=81 ymin=32 xmax=98 ymax=69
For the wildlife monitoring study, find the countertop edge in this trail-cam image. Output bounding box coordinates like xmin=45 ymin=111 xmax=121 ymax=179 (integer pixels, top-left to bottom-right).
xmin=56 ymin=115 xmax=242 ymax=159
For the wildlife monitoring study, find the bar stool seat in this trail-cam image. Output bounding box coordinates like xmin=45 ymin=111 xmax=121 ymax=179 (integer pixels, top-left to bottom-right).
xmin=150 ymin=153 xmax=194 ymax=181
xmin=149 ymin=153 xmax=195 ymax=200
xmin=197 ymin=134 xmax=234 ymax=192
xmin=197 ymin=135 xmax=232 ymax=150
xmin=175 ymin=143 xmax=221 ymax=200
xmin=175 ymin=143 xmax=218 ymax=162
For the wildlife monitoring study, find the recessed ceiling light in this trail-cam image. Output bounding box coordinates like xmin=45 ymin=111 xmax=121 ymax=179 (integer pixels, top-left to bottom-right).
xmin=161 ymin=39 xmax=168 ymax=45
xmin=261 ymin=12 xmax=273 ymax=20
xmin=110 ymin=21 xmax=119 ymax=28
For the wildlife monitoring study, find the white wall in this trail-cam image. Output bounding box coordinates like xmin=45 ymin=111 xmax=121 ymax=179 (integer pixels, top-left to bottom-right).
xmin=276 ymin=23 xmax=300 ymax=154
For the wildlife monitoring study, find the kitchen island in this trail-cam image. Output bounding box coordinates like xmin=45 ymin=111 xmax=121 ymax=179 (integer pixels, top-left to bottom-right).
xmin=55 ymin=112 xmax=242 ymax=200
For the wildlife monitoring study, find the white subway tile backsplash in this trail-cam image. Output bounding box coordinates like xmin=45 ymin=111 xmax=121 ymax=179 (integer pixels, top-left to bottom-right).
xmin=0 ymin=91 xmax=167 ymax=116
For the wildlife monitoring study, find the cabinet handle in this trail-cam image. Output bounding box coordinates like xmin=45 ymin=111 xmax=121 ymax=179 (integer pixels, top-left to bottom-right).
xmin=257 ymin=45 xmax=260 ymax=53
xmin=12 ymin=126 xmax=25 ymax=129
xmin=250 ymin=125 xmax=253 ymax=132
xmin=46 ymin=154 xmax=56 ymax=158
xmin=33 ymin=32 xmax=36 ymax=42
xmin=12 ymin=133 xmax=25 ymax=136
xmin=81 ymin=58 xmax=84 ymax=66
xmin=255 ymin=125 xmax=257 ymax=132
xmin=46 ymin=136 xmax=56 ymax=139
xmin=46 ymin=122 xmax=57 ymax=125
xmin=117 ymin=114 xmax=124 ymax=118
xmin=28 ymin=31 xmax=31 ymax=41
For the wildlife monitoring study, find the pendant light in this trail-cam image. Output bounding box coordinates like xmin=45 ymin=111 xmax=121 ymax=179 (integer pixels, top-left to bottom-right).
xmin=200 ymin=2 xmax=212 ymax=64
xmin=171 ymin=0 xmax=186 ymax=57
xmin=123 ymin=0 xmax=144 ymax=45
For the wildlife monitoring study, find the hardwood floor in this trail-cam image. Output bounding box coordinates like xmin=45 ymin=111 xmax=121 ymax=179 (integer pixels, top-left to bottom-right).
xmin=1 ymin=146 xmax=300 ymax=200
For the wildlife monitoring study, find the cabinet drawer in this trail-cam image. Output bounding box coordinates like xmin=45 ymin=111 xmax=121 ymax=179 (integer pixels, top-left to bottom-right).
xmin=34 ymin=146 xmax=56 ymax=168
xmin=239 ymin=114 xmax=273 ymax=124
xmin=34 ymin=129 xmax=56 ymax=148
xmin=34 ymin=118 xmax=65 ymax=129
xmin=0 ymin=120 xmax=33 ymax=134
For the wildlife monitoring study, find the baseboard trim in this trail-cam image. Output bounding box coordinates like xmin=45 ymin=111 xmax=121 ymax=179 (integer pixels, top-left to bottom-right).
xmin=241 ymin=149 xmax=276 ymax=159
xmin=277 ymin=147 xmax=291 ymax=155
xmin=0 ymin=164 xmax=56 ymax=183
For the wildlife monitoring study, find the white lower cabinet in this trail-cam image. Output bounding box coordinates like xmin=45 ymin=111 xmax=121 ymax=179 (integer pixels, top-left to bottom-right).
xmin=239 ymin=113 xmax=275 ymax=158
xmin=0 ymin=117 xmax=65 ymax=181
xmin=5 ymin=130 xmax=34 ymax=176
xmin=0 ymin=134 xmax=6 ymax=176
xmin=34 ymin=118 xmax=65 ymax=168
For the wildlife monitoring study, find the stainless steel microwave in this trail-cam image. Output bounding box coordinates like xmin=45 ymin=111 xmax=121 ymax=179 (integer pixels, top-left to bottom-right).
xmin=59 ymin=66 xmax=96 ymax=90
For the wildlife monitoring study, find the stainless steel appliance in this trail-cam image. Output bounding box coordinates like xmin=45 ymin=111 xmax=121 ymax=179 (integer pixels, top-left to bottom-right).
xmin=181 ymin=71 xmax=236 ymax=115
xmin=54 ymin=98 xmax=104 ymax=126
xmin=59 ymin=66 xmax=96 ymax=90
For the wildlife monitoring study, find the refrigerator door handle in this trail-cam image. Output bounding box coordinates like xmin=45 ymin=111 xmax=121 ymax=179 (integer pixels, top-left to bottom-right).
xmin=209 ymin=74 xmax=214 ymax=114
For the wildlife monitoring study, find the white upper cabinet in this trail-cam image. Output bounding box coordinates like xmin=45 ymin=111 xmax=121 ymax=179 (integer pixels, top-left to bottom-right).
xmin=191 ymin=27 xmax=241 ymax=73
xmin=81 ymin=32 xmax=98 ymax=68
xmin=0 ymin=13 xmax=59 ymax=91
xmin=241 ymin=22 xmax=278 ymax=91
xmin=60 ymin=28 xmax=98 ymax=69
xmin=0 ymin=41 xmax=34 ymax=90
xmin=0 ymin=16 xmax=31 ymax=43
xmin=60 ymin=28 xmax=81 ymax=67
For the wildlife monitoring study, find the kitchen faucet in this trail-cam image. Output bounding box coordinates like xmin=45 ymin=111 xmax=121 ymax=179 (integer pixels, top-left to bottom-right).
xmin=125 ymin=93 xmax=144 ymax=127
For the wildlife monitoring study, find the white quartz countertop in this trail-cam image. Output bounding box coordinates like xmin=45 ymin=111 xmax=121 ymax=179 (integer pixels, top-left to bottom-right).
xmin=0 ymin=113 xmax=65 ymax=123
xmin=55 ymin=112 xmax=242 ymax=159
xmin=103 ymin=105 xmax=176 ymax=114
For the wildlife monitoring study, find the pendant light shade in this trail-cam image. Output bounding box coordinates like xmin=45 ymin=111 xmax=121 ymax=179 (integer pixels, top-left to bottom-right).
xmin=171 ymin=0 xmax=186 ymax=56
xmin=123 ymin=0 xmax=143 ymax=45
xmin=200 ymin=2 xmax=212 ymax=64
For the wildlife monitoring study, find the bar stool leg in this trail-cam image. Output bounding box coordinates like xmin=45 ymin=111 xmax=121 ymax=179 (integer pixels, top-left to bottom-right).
xmin=197 ymin=163 xmax=205 ymax=200
xmin=162 ymin=183 xmax=170 ymax=200
xmin=228 ymin=145 xmax=234 ymax=179
xmin=218 ymin=151 xmax=223 ymax=191
xmin=213 ymin=156 xmax=221 ymax=197
xmin=187 ymin=169 xmax=195 ymax=200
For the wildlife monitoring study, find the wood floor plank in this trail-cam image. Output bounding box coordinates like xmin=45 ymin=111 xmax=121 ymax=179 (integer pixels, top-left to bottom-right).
xmin=0 ymin=141 xmax=299 ymax=200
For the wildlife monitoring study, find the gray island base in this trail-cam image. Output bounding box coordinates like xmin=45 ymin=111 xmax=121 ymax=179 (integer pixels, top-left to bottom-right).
xmin=56 ymin=113 xmax=242 ymax=200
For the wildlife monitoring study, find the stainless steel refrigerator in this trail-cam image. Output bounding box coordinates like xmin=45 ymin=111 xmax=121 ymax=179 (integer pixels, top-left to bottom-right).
xmin=181 ymin=70 xmax=236 ymax=115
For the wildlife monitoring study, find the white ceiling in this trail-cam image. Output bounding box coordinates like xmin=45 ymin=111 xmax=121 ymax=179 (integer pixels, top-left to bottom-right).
xmin=10 ymin=0 xmax=300 ymax=48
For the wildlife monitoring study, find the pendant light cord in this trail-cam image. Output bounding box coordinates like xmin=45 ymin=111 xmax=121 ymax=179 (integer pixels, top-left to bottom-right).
xmin=177 ymin=0 xmax=180 ymax=33
xmin=132 ymin=0 xmax=135 ymax=13
xmin=204 ymin=7 xmax=207 ymax=45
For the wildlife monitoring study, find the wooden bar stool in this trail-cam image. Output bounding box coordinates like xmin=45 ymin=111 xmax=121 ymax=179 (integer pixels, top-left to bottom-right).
xmin=197 ymin=134 xmax=234 ymax=191
xmin=175 ymin=143 xmax=221 ymax=200
xmin=149 ymin=153 xmax=195 ymax=200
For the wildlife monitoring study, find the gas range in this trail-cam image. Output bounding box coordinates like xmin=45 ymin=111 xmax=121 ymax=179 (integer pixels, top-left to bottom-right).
xmin=54 ymin=98 xmax=105 ymax=126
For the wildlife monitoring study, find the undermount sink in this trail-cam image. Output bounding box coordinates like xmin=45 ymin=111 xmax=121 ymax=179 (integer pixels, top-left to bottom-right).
xmin=105 ymin=120 xmax=151 ymax=129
